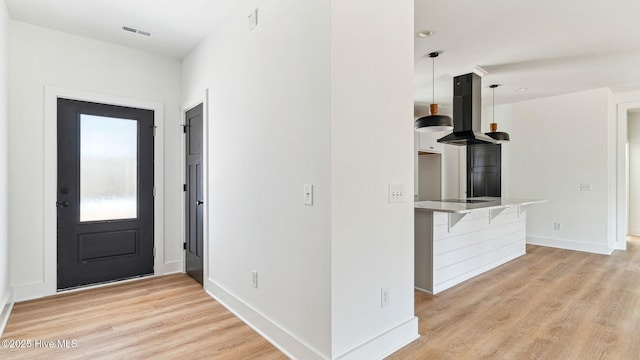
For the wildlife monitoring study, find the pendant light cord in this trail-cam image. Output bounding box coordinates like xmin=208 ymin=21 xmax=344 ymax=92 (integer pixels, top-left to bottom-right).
xmin=490 ymin=84 xmax=499 ymax=122
xmin=432 ymin=56 xmax=435 ymax=104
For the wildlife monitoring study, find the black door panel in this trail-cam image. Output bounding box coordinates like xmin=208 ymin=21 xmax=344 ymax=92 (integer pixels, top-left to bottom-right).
xmin=185 ymin=104 xmax=204 ymax=284
xmin=57 ymin=99 xmax=154 ymax=290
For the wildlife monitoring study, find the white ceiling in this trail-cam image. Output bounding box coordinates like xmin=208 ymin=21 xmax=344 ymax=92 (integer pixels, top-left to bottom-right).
xmin=5 ymin=0 xmax=239 ymax=59
xmin=5 ymin=0 xmax=640 ymax=111
xmin=415 ymin=0 xmax=640 ymax=113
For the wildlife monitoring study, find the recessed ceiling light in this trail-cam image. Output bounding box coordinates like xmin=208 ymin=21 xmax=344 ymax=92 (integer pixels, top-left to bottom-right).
xmin=514 ymin=88 xmax=528 ymax=92
xmin=416 ymin=30 xmax=434 ymax=38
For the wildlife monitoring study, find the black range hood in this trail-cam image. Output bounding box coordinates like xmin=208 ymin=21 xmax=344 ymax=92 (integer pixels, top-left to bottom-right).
xmin=437 ymin=73 xmax=497 ymax=146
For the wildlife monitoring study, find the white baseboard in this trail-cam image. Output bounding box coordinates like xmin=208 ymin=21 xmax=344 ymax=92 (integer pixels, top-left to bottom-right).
xmin=204 ymin=278 xmax=328 ymax=360
xmin=414 ymin=286 xmax=433 ymax=295
xmin=628 ymin=229 xmax=640 ymax=237
xmin=12 ymin=282 xmax=45 ymax=302
xmin=157 ymin=261 xmax=182 ymax=275
xmin=0 ymin=288 xmax=14 ymax=337
xmin=334 ymin=317 xmax=419 ymax=360
xmin=527 ymin=236 xmax=614 ymax=255
xmin=205 ymin=278 xmax=419 ymax=360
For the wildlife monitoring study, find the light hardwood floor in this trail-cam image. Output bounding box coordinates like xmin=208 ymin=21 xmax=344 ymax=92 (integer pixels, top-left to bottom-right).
xmin=3 ymin=240 xmax=640 ymax=360
xmin=0 ymin=274 xmax=286 ymax=360
xmin=390 ymin=238 xmax=640 ymax=360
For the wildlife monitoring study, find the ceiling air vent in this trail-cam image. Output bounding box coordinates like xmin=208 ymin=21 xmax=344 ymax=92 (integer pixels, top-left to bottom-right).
xmin=122 ymin=26 xmax=151 ymax=37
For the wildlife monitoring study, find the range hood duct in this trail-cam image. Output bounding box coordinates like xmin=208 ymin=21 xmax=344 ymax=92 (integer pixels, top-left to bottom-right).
xmin=437 ymin=73 xmax=498 ymax=146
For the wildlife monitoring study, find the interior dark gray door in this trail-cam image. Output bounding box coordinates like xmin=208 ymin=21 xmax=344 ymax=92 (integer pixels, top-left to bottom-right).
xmin=57 ymin=98 xmax=154 ymax=290
xmin=467 ymin=144 xmax=502 ymax=197
xmin=185 ymin=104 xmax=204 ymax=284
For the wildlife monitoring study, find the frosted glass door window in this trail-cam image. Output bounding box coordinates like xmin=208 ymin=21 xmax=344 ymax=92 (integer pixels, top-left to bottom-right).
xmin=80 ymin=115 xmax=138 ymax=222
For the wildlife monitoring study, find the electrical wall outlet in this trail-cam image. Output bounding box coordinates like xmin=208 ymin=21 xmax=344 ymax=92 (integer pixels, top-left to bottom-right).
xmin=554 ymin=222 xmax=561 ymax=231
xmin=580 ymin=183 xmax=591 ymax=191
xmin=381 ymin=287 xmax=390 ymax=307
xmin=251 ymin=270 xmax=258 ymax=288
xmin=388 ymin=184 xmax=404 ymax=203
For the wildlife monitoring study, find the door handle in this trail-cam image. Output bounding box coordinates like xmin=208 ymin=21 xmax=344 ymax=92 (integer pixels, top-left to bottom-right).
xmin=197 ymin=200 xmax=204 ymax=206
xmin=56 ymin=200 xmax=70 ymax=208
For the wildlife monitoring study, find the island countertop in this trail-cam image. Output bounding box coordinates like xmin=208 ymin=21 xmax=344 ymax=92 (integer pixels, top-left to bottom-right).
xmin=414 ymin=197 xmax=546 ymax=214
xmin=414 ymin=197 xmax=545 ymax=294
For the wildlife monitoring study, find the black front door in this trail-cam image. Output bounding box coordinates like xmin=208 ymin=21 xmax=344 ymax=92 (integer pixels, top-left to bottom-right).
xmin=185 ymin=104 xmax=204 ymax=284
xmin=467 ymin=144 xmax=502 ymax=197
xmin=57 ymin=99 xmax=155 ymax=290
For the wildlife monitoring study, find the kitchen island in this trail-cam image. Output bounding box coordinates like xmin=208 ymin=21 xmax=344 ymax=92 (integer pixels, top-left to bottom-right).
xmin=415 ymin=197 xmax=544 ymax=294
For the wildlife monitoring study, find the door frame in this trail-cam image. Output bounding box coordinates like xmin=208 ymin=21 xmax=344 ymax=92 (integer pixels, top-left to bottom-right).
xmin=182 ymin=90 xmax=209 ymax=284
xmin=617 ymin=100 xmax=640 ymax=251
xmin=43 ymin=86 xmax=165 ymax=296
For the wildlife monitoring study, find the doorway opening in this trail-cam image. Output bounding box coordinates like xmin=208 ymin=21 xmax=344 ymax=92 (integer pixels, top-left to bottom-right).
xmin=627 ymin=110 xmax=640 ymax=238
xmin=617 ymin=101 xmax=640 ymax=251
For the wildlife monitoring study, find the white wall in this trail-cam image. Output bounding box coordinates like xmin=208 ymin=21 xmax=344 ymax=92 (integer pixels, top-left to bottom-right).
xmin=183 ymin=1 xmax=332 ymax=358
xmin=443 ymin=145 xmax=462 ymax=198
xmin=413 ymin=132 xmax=460 ymax=200
xmin=330 ymin=0 xmax=417 ymax=357
xmin=0 ymin=0 xmax=10 ymax=315
xmin=499 ymin=88 xmax=616 ymax=254
xmin=8 ymin=21 xmax=182 ymax=299
xmin=183 ymin=1 xmax=417 ymax=358
xmin=417 ymin=154 xmax=441 ymax=200
xmin=628 ymin=112 xmax=640 ymax=234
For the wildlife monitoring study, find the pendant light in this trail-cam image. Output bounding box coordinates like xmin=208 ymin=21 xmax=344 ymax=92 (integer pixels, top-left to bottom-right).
xmin=485 ymin=84 xmax=510 ymax=143
xmin=415 ymin=52 xmax=454 ymax=132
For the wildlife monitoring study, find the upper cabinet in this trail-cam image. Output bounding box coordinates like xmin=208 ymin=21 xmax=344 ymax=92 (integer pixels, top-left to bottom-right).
xmin=418 ymin=132 xmax=444 ymax=154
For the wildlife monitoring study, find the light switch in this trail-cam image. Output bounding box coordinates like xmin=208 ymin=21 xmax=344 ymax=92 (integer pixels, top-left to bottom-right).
xmin=248 ymin=9 xmax=258 ymax=30
xmin=304 ymin=184 xmax=313 ymax=205
xmin=580 ymin=183 xmax=591 ymax=192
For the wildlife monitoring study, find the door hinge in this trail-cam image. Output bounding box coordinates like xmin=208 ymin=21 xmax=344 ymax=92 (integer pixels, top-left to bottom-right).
xmin=182 ymin=124 xmax=188 ymax=133
xmin=153 ymin=187 xmax=156 ymax=197
xmin=183 ymin=242 xmax=187 ymax=250
xmin=183 ymin=184 xmax=187 ymax=192
xmin=151 ymin=125 xmax=157 ymax=137
xmin=153 ymin=247 xmax=156 ymax=257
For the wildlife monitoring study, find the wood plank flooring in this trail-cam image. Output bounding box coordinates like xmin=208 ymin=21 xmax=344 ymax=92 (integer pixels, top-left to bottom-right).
xmin=3 ymin=239 xmax=640 ymax=359
xmin=389 ymin=238 xmax=640 ymax=360
xmin=0 ymin=274 xmax=286 ymax=360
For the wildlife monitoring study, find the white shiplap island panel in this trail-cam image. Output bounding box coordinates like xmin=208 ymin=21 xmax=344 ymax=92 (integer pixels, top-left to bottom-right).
xmin=415 ymin=198 xmax=544 ymax=294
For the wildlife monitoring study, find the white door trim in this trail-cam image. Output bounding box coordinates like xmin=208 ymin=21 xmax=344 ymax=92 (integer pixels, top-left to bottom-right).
xmin=616 ymin=101 xmax=640 ymax=250
xmin=182 ymin=90 xmax=209 ymax=283
xmin=43 ymin=86 xmax=165 ymax=297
